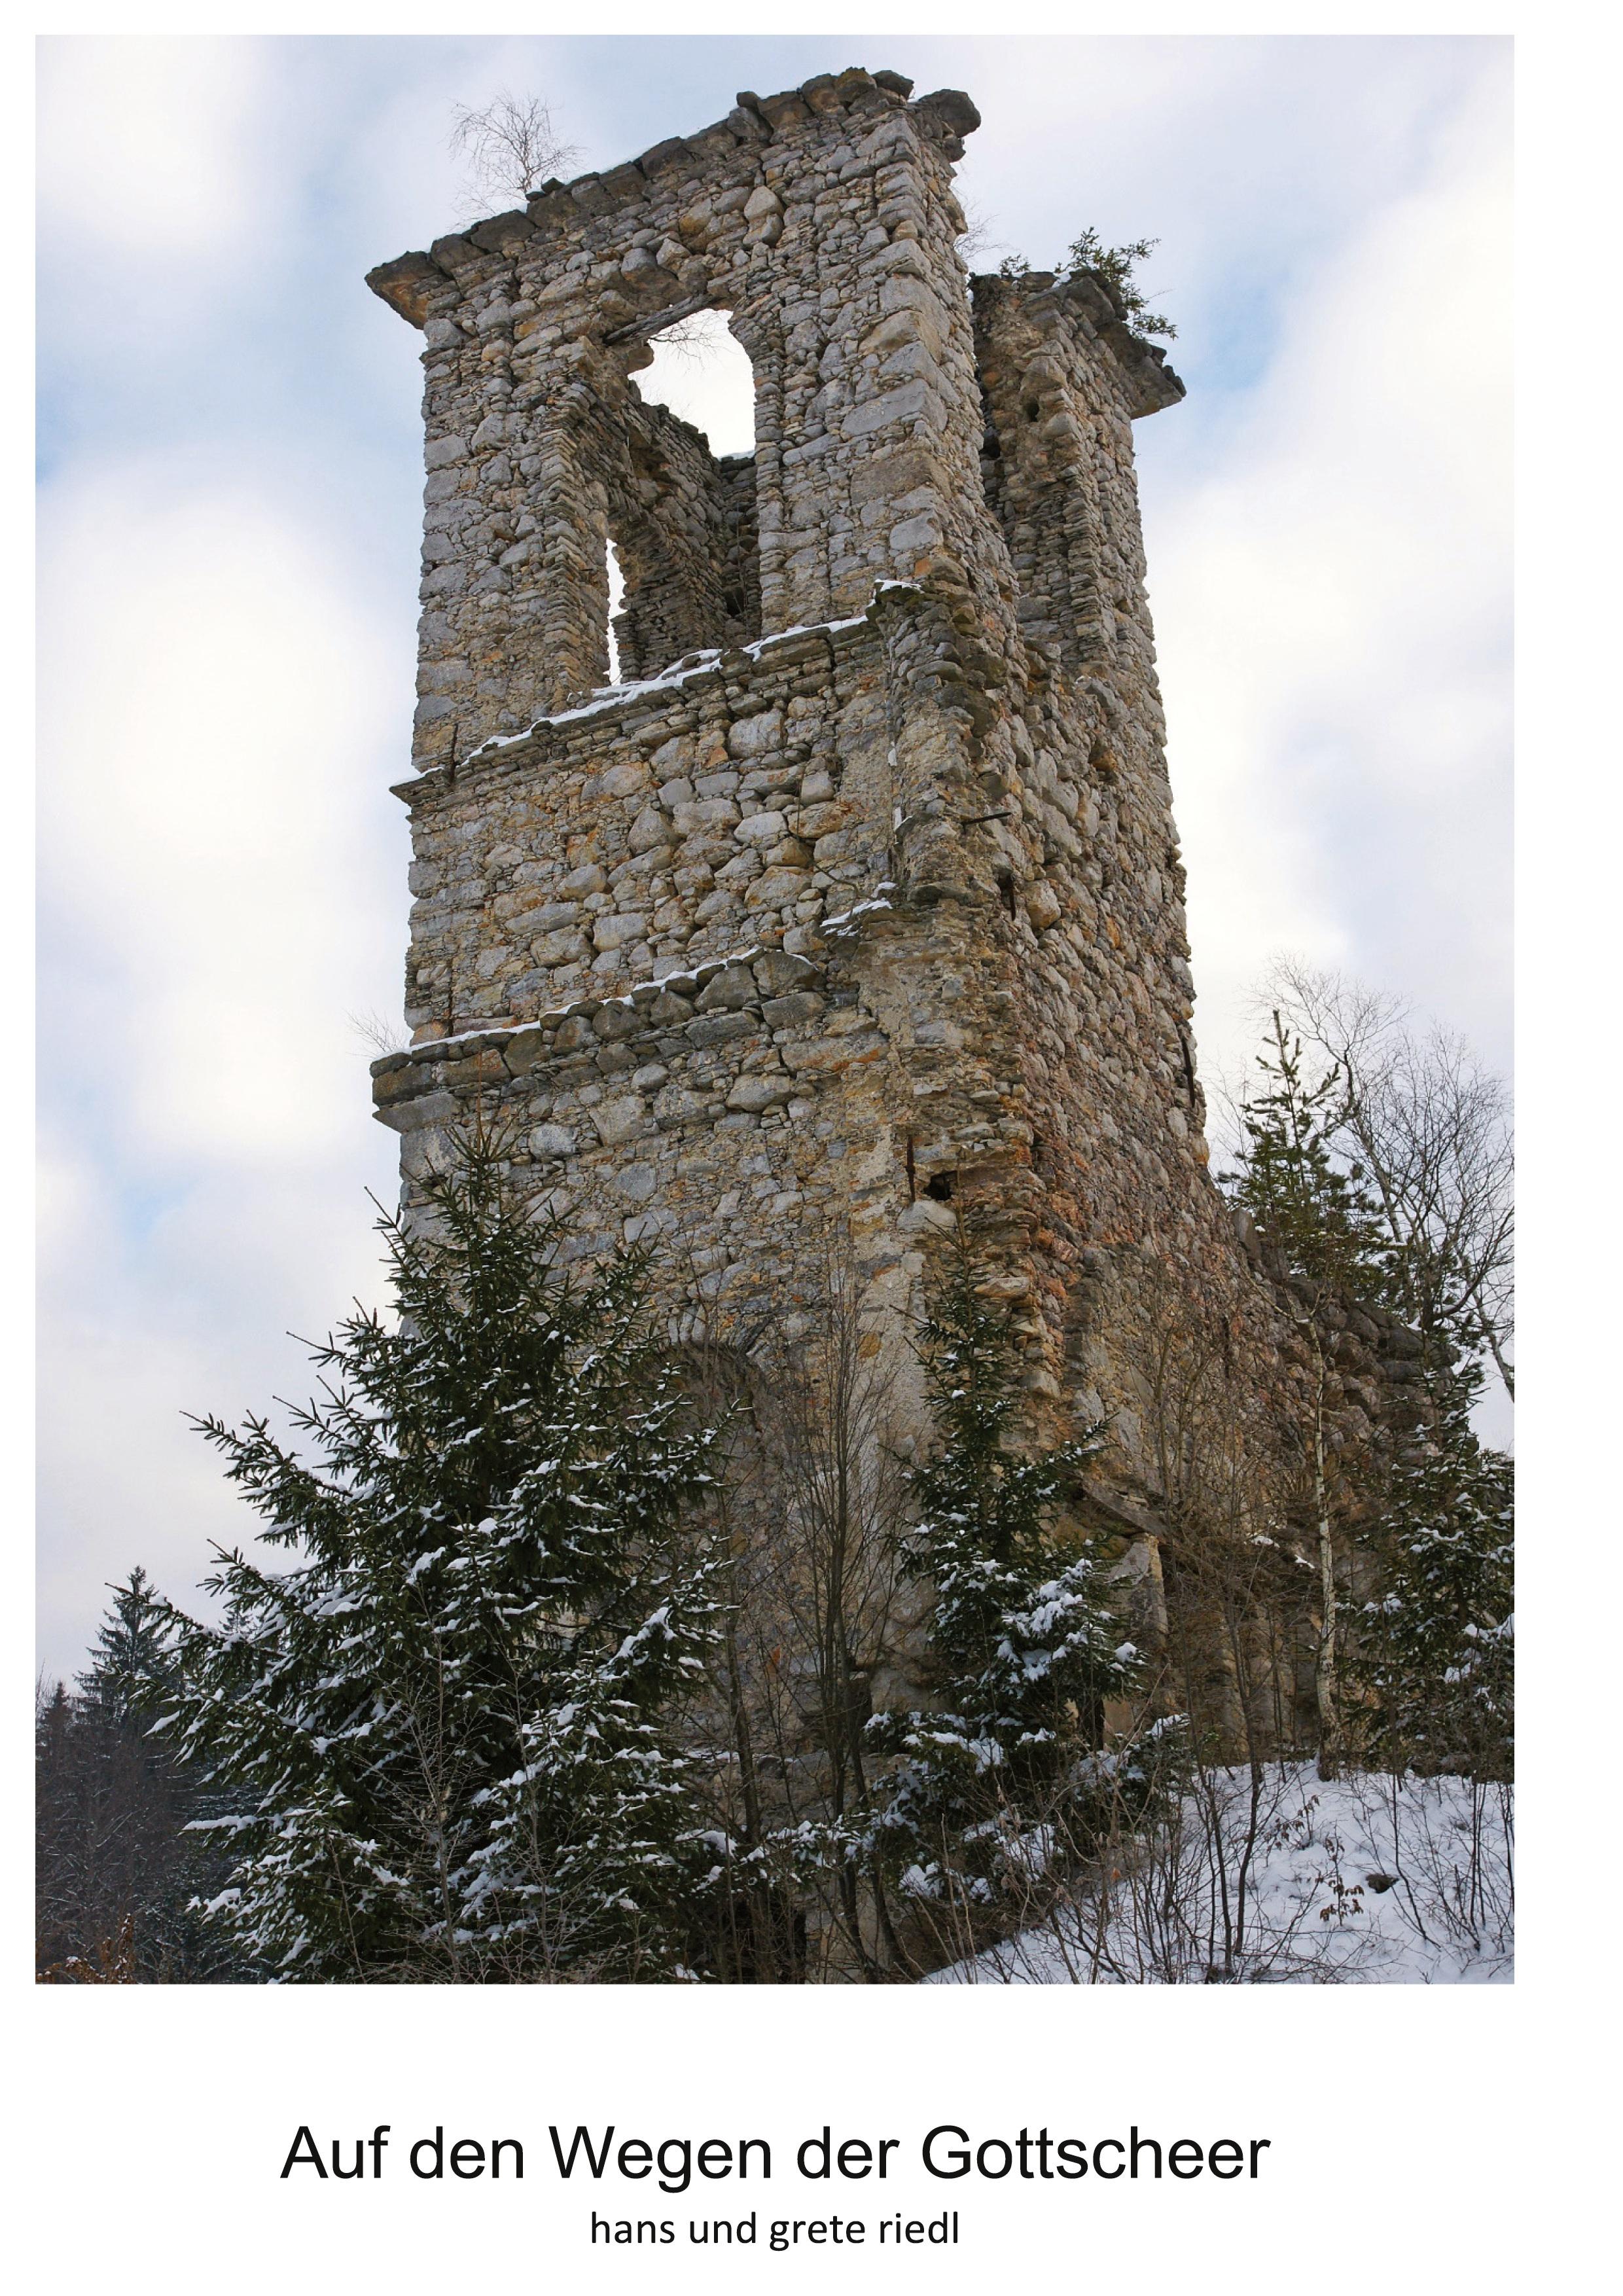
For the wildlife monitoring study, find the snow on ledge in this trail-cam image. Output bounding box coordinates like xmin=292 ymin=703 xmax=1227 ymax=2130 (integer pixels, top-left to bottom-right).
xmin=374 ymin=889 xmax=897 ymax=1075
xmin=437 ymin=593 xmax=915 ymax=776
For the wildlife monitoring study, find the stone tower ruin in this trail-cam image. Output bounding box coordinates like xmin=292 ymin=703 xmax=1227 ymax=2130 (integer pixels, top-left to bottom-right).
xmin=365 ymin=66 xmax=1312 ymax=1569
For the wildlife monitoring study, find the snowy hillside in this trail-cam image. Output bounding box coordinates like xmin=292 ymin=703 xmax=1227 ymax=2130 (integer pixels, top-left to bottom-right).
xmin=926 ymin=1767 xmax=1513 ymax=1985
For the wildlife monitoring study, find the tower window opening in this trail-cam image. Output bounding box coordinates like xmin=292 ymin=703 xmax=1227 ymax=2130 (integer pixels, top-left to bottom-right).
xmin=630 ymin=308 xmax=756 ymax=457
xmin=605 ymin=536 xmax=626 ymax=684
xmin=605 ymin=306 xmax=762 ymax=682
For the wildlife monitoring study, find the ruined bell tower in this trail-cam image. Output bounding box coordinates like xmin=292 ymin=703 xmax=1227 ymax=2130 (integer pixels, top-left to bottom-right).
xmin=365 ymin=66 xmax=1272 ymax=1534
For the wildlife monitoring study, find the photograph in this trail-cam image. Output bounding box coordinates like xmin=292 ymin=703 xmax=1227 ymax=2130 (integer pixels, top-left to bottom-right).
xmin=37 ymin=30 xmax=1512 ymax=1992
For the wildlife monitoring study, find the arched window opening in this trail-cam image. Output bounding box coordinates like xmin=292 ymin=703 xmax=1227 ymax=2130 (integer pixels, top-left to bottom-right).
xmin=599 ymin=308 xmax=760 ymax=685
xmin=630 ymin=308 xmax=756 ymax=459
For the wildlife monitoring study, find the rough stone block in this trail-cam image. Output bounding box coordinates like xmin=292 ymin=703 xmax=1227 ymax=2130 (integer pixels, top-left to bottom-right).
xmin=726 ymin=1073 xmax=793 ymax=1111
xmin=590 ymin=1095 xmax=650 ymax=1147
xmin=696 ymin=963 xmax=758 ymax=1012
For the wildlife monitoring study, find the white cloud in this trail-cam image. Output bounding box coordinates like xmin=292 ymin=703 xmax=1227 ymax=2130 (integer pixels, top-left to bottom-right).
xmin=1142 ymin=67 xmax=1511 ymax=1090
xmin=942 ymin=32 xmax=1486 ymax=329
xmin=39 ymin=458 xmax=407 ymax=1162
xmin=37 ymin=36 xmax=270 ymax=255
xmin=36 ymin=1120 xmax=399 ymax=1685
xmin=35 ymin=458 xmax=408 ymax=1680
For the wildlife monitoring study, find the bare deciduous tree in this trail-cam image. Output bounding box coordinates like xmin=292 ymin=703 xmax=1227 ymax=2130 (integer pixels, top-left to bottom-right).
xmin=1260 ymin=959 xmax=1514 ymax=1401
xmin=349 ymin=1008 xmax=409 ymax=1058
xmin=449 ymin=92 xmax=577 ymax=216
xmin=953 ymin=200 xmax=999 ymax=262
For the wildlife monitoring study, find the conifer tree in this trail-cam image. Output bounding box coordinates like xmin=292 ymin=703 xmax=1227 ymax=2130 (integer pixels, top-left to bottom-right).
xmin=864 ymin=1245 xmax=1136 ymax=1931
xmin=79 ymin=1567 xmax=174 ymax=1724
xmin=1226 ymin=1013 xmax=1392 ymax=1309
xmin=37 ymin=1573 xmax=246 ymax=1982
xmin=1224 ymin=1006 xmax=1516 ymax=1787
xmin=155 ymin=1128 xmax=724 ymax=1982
xmin=1355 ymin=1367 xmax=1513 ymax=1780
xmin=1224 ymin=1013 xmax=1393 ymax=1776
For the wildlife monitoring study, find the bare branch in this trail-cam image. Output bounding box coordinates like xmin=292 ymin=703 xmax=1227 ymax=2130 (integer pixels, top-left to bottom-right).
xmin=1254 ymin=959 xmax=1514 ymax=1401
xmin=448 ymin=91 xmax=577 ymax=217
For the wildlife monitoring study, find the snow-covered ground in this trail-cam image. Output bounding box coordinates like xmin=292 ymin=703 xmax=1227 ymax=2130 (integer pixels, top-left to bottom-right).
xmin=927 ymin=1766 xmax=1513 ymax=1985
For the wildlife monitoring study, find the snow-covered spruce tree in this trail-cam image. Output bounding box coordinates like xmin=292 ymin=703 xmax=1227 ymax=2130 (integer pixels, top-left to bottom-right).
xmin=156 ymin=1128 xmax=725 ymax=1982
xmin=37 ymin=1573 xmax=248 ymax=1982
xmin=862 ymin=1245 xmax=1139 ymax=1950
xmin=78 ymin=1565 xmax=175 ymax=1724
xmin=1354 ymin=1366 xmax=1513 ymax=1781
xmin=1225 ymin=1014 xmax=1394 ymax=1307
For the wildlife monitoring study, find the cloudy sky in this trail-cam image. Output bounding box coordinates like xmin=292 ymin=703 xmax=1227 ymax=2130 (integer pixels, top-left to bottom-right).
xmin=37 ymin=33 xmax=1511 ymax=1682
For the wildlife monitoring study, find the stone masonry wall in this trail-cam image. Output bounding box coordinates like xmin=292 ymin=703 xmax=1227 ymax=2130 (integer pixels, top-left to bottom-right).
xmin=396 ymin=615 xmax=894 ymax=1041
xmin=368 ymin=65 xmax=1410 ymax=1617
xmin=369 ymin=68 xmax=993 ymax=772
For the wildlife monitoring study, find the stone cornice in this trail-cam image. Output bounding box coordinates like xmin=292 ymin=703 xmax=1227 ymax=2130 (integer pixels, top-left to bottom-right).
xmin=366 ymin=67 xmax=978 ymax=325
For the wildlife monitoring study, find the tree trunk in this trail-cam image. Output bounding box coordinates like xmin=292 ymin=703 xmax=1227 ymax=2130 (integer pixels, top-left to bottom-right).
xmin=1311 ymin=1348 xmax=1342 ymax=1781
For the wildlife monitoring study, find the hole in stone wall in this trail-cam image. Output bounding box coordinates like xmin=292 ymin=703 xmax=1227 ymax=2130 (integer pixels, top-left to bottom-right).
xmin=999 ymin=874 xmax=1018 ymax=918
xmin=605 ymin=307 xmax=762 ymax=682
xmin=605 ymin=537 xmax=626 ymax=683
xmin=630 ymin=309 xmax=756 ymax=457
xmin=924 ymin=1172 xmax=956 ymax=1203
